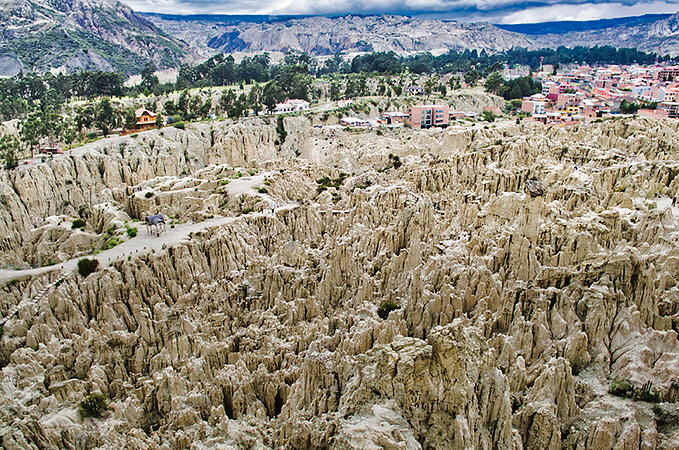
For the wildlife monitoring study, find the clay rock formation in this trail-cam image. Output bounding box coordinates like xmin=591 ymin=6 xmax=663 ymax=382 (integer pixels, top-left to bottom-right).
xmin=1 ymin=116 xmax=679 ymax=449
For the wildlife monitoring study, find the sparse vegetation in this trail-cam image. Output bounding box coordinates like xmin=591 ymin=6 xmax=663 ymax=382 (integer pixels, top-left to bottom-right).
xmin=316 ymin=173 xmax=349 ymax=194
xmin=145 ymin=191 xmax=154 ymax=198
xmin=610 ymin=380 xmax=663 ymax=402
xmin=72 ymin=219 xmax=86 ymax=229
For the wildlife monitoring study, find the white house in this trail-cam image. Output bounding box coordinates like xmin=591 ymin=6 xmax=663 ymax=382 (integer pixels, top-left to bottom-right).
xmin=340 ymin=117 xmax=369 ymax=127
xmin=275 ymin=99 xmax=310 ymax=114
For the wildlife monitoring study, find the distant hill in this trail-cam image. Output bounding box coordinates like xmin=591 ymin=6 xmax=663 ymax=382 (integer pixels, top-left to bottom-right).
xmin=143 ymin=14 xmax=533 ymax=58
xmin=496 ymin=12 xmax=679 ymax=55
xmin=496 ymin=14 xmax=672 ymax=35
xmin=0 ymin=0 xmax=193 ymax=76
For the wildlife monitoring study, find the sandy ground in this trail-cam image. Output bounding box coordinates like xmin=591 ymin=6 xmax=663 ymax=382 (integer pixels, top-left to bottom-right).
xmin=0 ymin=172 xmax=294 ymax=284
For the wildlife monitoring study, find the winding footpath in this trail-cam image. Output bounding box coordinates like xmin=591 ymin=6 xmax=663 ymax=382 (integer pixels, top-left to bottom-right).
xmin=0 ymin=172 xmax=295 ymax=285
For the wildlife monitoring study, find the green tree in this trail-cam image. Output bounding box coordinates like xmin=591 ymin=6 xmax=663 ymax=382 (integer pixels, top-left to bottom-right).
xmin=262 ymin=82 xmax=285 ymax=113
xmin=484 ymin=72 xmax=504 ymax=95
xmin=0 ymin=134 xmax=20 ymax=170
xmin=20 ymin=112 xmax=43 ymax=157
xmin=96 ymin=98 xmax=115 ymax=136
xmin=465 ymin=68 xmax=480 ymax=87
xmin=124 ymin=108 xmax=137 ymax=131
xmin=329 ymin=83 xmax=340 ymax=101
xmin=141 ymin=63 xmax=159 ymax=91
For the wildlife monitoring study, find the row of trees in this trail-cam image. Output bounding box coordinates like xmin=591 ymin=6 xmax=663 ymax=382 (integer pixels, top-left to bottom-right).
xmin=0 ymin=71 xmax=126 ymax=121
xmin=485 ymin=73 xmax=543 ymax=100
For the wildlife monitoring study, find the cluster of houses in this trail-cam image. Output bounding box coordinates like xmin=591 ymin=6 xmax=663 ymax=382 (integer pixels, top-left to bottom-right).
xmin=340 ymin=104 xmax=481 ymax=129
xmin=518 ymin=63 xmax=679 ymax=125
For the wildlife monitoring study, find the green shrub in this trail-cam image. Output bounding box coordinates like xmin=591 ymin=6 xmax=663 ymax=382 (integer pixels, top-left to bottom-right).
xmin=145 ymin=191 xmax=154 ymax=198
xmin=174 ymin=122 xmax=185 ymax=130
xmin=610 ymin=379 xmax=634 ymax=397
xmin=72 ymin=219 xmax=86 ymax=229
xmin=79 ymin=393 xmax=110 ymax=418
xmin=377 ymin=300 xmax=400 ymax=319
xmin=240 ymin=207 xmax=254 ymax=215
xmin=126 ymin=226 xmax=138 ymax=238
xmin=257 ymin=187 xmax=268 ymax=194
xmin=77 ymin=258 xmax=99 ymax=278
xmin=388 ymin=153 xmax=402 ymax=169
xmin=102 ymin=236 xmax=120 ymax=250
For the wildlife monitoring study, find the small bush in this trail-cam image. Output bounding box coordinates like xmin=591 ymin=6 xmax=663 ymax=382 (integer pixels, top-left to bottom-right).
xmin=240 ymin=207 xmax=254 ymax=215
xmin=102 ymin=236 xmax=120 ymax=250
xmin=377 ymin=300 xmax=400 ymax=319
xmin=145 ymin=191 xmax=154 ymax=198
xmin=610 ymin=380 xmax=634 ymax=397
xmin=72 ymin=219 xmax=86 ymax=229
xmin=126 ymin=226 xmax=138 ymax=238
xmin=388 ymin=153 xmax=402 ymax=169
xmin=79 ymin=393 xmax=110 ymax=418
xmin=174 ymin=122 xmax=185 ymax=130
xmin=77 ymin=258 xmax=99 ymax=278
xmin=257 ymin=187 xmax=268 ymax=194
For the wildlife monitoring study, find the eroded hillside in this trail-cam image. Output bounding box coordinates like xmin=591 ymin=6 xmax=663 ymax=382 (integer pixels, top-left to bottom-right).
xmin=1 ymin=117 xmax=679 ymax=449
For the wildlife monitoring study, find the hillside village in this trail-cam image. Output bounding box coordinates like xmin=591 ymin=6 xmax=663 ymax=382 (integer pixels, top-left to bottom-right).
xmin=515 ymin=63 xmax=679 ymax=124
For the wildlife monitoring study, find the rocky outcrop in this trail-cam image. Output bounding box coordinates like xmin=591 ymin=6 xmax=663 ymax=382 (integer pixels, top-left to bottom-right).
xmin=1 ymin=116 xmax=679 ymax=448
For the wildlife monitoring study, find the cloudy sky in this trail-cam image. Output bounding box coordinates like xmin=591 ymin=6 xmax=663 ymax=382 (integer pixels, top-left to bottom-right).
xmin=124 ymin=0 xmax=679 ymax=24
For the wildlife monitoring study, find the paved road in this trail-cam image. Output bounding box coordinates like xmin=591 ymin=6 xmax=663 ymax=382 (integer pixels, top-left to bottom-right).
xmin=0 ymin=172 xmax=294 ymax=284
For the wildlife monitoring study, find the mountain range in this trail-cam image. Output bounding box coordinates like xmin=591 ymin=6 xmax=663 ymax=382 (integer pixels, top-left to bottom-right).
xmin=1 ymin=0 xmax=679 ymax=77
xmin=0 ymin=0 xmax=192 ymax=76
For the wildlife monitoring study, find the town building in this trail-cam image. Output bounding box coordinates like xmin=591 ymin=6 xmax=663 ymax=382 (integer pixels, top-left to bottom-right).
xmin=380 ymin=111 xmax=408 ymax=125
xmin=658 ymin=102 xmax=679 ymax=118
xmin=134 ymin=108 xmax=157 ymax=131
xmin=340 ymin=117 xmax=369 ymax=127
xmin=408 ymin=105 xmax=449 ymax=129
xmin=275 ymin=99 xmax=310 ymax=114
xmin=404 ymin=86 xmax=426 ymax=96
xmin=659 ymin=67 xmax=679 ymax=82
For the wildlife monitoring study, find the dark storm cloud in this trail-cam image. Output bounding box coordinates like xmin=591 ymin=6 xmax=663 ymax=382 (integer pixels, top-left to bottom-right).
xmin=124 ymin=0 xmax=679 ymax=24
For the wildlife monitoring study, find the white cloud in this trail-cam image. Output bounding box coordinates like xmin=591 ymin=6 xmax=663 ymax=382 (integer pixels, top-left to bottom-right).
xmin=496 ymin=1 xmax=679 ymax=23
